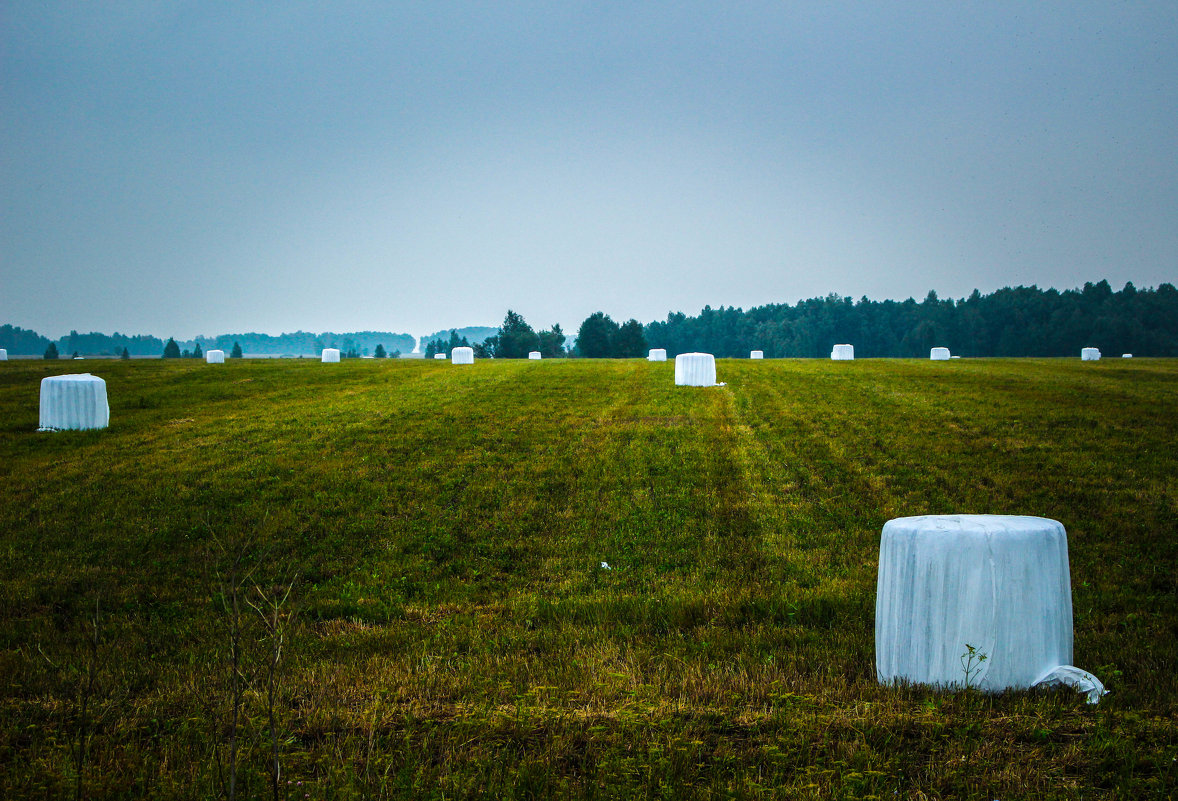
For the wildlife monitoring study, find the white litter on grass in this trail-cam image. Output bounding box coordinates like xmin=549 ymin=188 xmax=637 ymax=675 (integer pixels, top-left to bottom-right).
xmin=206 ymin=349 xmax=225 ymax=364
xmin=321 ymin=348 xmax=341 ymax=363
xmin=528 ymin=351 xmax=542 ymax=360
xmin=451 ymin=346 xmax=474 ymax=365
xmin=1081 ymin=348 xmax=1101 ymax=361
xmin=600 ymin=562 xmax=611 ymax=570
xmin=750 ymin=350 xmax=764 ymax=359
xmin=930 ymin=347 xmax=951 ymax=360
xmin=648 ymin=348 xmax=667 ymax=362
xmin=39 ymin=374 xmax=110 ymax=431
xmin=674 ymin=352 xmax=718 ymax=386
xmin=831 ymin=344 xmax=855 ymax=360
xmin=875 ymin=514 xmax=1105 ymax=703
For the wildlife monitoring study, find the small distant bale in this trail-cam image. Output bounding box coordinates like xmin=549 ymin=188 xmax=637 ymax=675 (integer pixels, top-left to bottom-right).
xmin=434 ymin=353 xmax=447 ymax=360
xmin=0 ymin=348 xmax=7 ymax=360
xmin=1081 ymin=348 xmax=1101 ymax=361
xmin=750 ymin=350 xmax=764 ymax=359
xmin=831 ymin=344 xmax=855 ymax=360
xmin=451 ymin=346 xmax=474 ymax=365
xmin=528 ymin=351 xmax=542 ymax=360
xmin=930 ymin=347 xmax=951 ymax=360
xmin=648 ymin=348 xmax=667 ymax=362
xmin=674 ymin=352 xmax=717 ymax=386
xmin=1122 ymin=354 xmax=1133 ymax=358
xmin=206 ymin=350 xmax=225 ymax=364
xmin=39 ymin=374 xmax=109 ymax=431
xmin=321 ymin=348 xmax=341 ymax=363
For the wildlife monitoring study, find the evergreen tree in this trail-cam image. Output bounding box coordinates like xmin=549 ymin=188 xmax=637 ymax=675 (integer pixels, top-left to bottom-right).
xmin=193 ymin=342 xmax=203 ymax=359
xmin=44 ymin=342 xmax=59 ymax=360
xmin=538 ymin=324 xmax=566 ymax=357
xmin=230 ymin=342 xmax=243 ymax=358
xmin=120 ymin=347 xmax=130 ymax=360
xmin=615 ymin=319 xmax=647 ymax=358
xmin=374 ymin=344 xmax=387 ymax=358
xmin=162 ymin=338 xmax=181 ymax=358
xmin=576 ymin=312 xmax=619 ymax=357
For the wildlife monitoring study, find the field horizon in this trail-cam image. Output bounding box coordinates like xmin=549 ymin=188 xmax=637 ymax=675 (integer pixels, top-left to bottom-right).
xmin=1 ymin=357 xmax=1175 ymax=799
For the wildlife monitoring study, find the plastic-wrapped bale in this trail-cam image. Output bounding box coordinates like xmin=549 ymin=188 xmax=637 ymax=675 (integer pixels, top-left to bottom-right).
xmin=1081 ymin=348 xmax=1101 ymax=361
xmin=1122 ymin=354 xmax=1133 ymax=358
xmin=674 ymin=352 xmax=717 ymax=386
xmin=930 ymin=347 xmax=951 ymax=360
xmin=750 ymin=350 xmax=764 ymax=359
xmin=39 ymin=374 xmax=110 ymax=431
xmin=206 ymin=349 xmax=225 ymax=364
xmin=875 ymin=514 xmax=1106 ymax=703
xmin=831 ymin=344 xmax=855 ymax=360
xmin=321 ymin=348 xmax=341 ymax=363
xmin=528 ymin=351 xmax=542 ymax=360
xmin=0 ymin=349 xmax=7 ymax=360
xmin=451 ymin=346 xmax=474 ymax=365
xmin=433 ymin=353 xmax=447 ymax=360
xmin=648 ymin=348 xmax=667 ymax=362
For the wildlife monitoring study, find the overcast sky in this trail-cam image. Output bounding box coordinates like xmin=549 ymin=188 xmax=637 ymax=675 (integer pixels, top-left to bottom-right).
xmin=3 ymin=2 xmax=1176 ymax=340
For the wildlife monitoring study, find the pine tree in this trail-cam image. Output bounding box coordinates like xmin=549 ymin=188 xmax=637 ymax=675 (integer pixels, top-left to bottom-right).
xmin=193 ymin=342 xmax=203 ymax=359
xmin=230 ymin=342 xmax=243 ymax=358
xmin=120 ymin=348 xmax=130 ymax=360
xmin=374 ymin=344 xmax=387 ymax=358
xmin=162 ymin=338 xmax=181 ymax=358
xmin=44 ymin=342 xmax=59 ymax=360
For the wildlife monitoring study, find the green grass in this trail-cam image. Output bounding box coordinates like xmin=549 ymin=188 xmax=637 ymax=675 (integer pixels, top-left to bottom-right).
xmin=1 ymin=357 xmax=1176 ymax=799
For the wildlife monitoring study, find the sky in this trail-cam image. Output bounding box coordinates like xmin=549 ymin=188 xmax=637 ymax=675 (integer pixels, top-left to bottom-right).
xmin=3 ymin=2 xmax=1176 ymax=340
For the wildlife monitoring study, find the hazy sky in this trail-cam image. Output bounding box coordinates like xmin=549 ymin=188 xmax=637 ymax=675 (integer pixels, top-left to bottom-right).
xmin=3 ymin=2 xmax=1176 ymax=339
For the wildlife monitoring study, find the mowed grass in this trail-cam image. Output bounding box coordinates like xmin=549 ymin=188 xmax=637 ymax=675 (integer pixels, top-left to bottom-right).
xmin=0 ymin=357 xmax=1175 ymax=799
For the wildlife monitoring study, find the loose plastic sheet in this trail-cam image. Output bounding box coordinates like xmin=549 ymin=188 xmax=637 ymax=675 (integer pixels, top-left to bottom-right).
xmin=528 ymin=351 xmax=542 ymax=360
xmin=674 ymin=352 xmax=717 ymax=386
xmin=831 ymin=344 xmax=855 ymax=360
xmin=930 ymin=347 xmax=951 ymax=360
xmin=321 ymin=348 xmax=341 ymax=363
xmin=451 ymin=346 xmax=474 ymax=364
xmin=434 ymin=353 xmax=447 ymax=359
xmin=0 ymin=349 xmax=7 ymax=360
xmin=39 ymin=374 xmax=110 ymax=431
xmin=876 ymin=515 xmax=1104 ymax=702
xmin=648 ymin=349 xmax=667 ymax=362
xmin=206 ymin=350 xmax=225 ymax=364
xmin=750 ymin=350 xmax=764 ymax=359
xmin=1081 ymin=348 xmax=1101 ymax=361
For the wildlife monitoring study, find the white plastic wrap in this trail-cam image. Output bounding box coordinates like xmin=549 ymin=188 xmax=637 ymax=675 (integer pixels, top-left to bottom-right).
xmin=831 ymin=344 xmax=855 ymax=360
xmin=674 ymin=352 xmax=717 ymax=386
xmin=321 ymin=348 xmax=341 ymax=363
xmin=451 ymin=346 xmax=474 ymax=365
xmin=434 ymin=353 xmax=447 ymax=360
xmin=205 ymin=349 xmax=225 ymax=364
xmin=930 ymin=347 xmax=951 ymax=360
xmin=0 ymin=349 xmax=7 ymax=360
xmin=876 ymin=515 xmax=1103 ymax=702
xmin=528 ymin=351 xmax=542 ymax=360
xmin=39 ymin=374 xmax=110 ymax=431
xmin=1122 ymin=354 xmax=1132 ymax=358
xmin=750 ymin=350 xmax=764 ymax=359
xmin=1081 ymin=348 xmax=1101 ymax=361
xmin=648 ymin=349 xmax=667 ymax=362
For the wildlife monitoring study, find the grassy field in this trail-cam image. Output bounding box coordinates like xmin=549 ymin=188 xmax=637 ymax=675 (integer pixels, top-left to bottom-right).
xmin=0 ymin=357 xmax=1175 ymax=799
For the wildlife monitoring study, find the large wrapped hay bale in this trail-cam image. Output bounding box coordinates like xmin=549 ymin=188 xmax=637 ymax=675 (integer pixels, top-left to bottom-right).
xmin=39 ymin=374 xmax=110 ymax=431
xmin=875 ymin=514 xmax=1105 ymax=703
xmin=1081 ymin=348 xmax=1101 ymax=361
xmin=674 ymin=352 xmax=717 ymax=386
xmin=648 ymin=349 xmax=667 ymax=362
xmin=528 ymin=351 xmax=542 ymax=360
xmin=750 ymin=350 xmax=764 ymax=359
xmin=930 ymin=347 xmax=951 ymax=360
xmin=205 ymin=350 xmax=225 ymax=364
xmin=0 ymin=349 xmax=7 ymax=360
xmin=451 ymin=346 xmax=474 ymax=365
xmin=831 ymin=344 xmax=855 ymax=360
xmin=321 ymin=348 xmax=341 ymax=363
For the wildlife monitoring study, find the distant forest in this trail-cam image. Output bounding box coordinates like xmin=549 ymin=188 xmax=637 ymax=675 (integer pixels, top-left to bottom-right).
xmin=3 ymin=280 xmax=1176 ymax=357
xmin=644 ymin=280 xmax=1178 ymax=358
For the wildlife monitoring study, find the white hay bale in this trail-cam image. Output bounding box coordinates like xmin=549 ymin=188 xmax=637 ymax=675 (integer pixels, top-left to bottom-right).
xmin=451 ymin=346 xmax=474 ymax=365
xmin=0 ymin=349 xmax=7 ymax=360
xmin=1122 ymin=354 xmax=1132 ymax=358
xmin=930 ymin=347 xmax=951 ymax=360
xmin=206 ymin=349 xmax=225 ymax=364
xmin=750 ymin=350 xmax=764 ymax=359
xmin=433 ymin=353 xmax=447 ymax=360
xmin=876 ymin=514 xmax=1105 ymax=703
xmin=528 ymin=351 xmax=542 ymax=360
xmin=39 ymin=374 xmax=109 ymax=431
xmin=831 ymin=344 xmax=855 ymax=360
xmin=674 ymin=352 xmax=717 ymax=386
xmin=647 ymin=348 xmax=667 ymax=362
xmin=1081 ymin=348 xmax=1101 ymax=361
xmin=321 ymin=348 xmax=341 ymax=363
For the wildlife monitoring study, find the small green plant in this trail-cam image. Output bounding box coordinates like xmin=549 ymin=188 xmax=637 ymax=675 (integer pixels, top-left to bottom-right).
xmin=960 ymin=643 xmax=988 ymax=689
